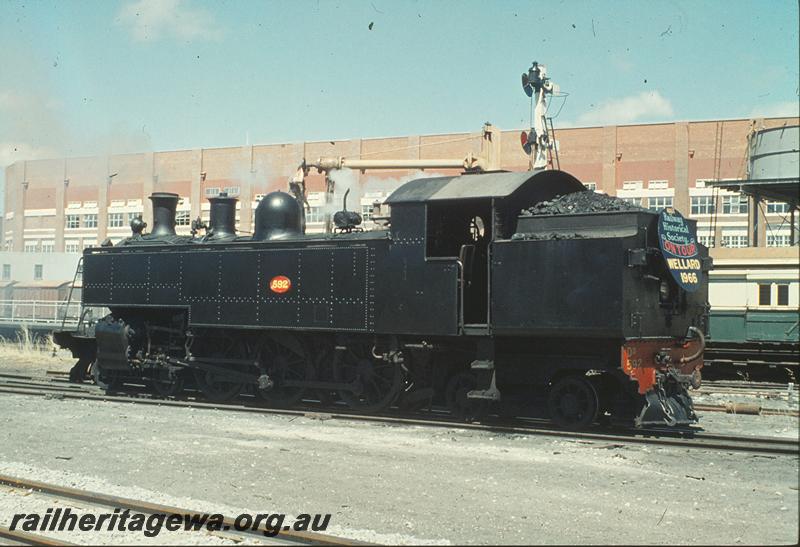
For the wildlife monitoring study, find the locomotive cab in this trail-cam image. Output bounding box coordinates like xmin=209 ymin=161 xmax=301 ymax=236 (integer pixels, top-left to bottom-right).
xmin=385 ymin=169 xmax=585 ymax=330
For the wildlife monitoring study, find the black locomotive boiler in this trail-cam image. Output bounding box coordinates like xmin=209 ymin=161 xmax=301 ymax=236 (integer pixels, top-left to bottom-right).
xmin=56 ymin=169 xmax=710 ymax=428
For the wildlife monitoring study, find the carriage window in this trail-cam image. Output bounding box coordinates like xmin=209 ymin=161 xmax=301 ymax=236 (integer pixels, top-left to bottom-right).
xmin=758 ymin=284 xmax=771 ymax=306
xmin=777 ymin=284 xmax=789 ymax=306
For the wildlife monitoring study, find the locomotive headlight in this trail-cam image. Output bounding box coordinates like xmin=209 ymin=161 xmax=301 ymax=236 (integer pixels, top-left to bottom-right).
xmin=659 ymin=280 xmax=671 ymax=302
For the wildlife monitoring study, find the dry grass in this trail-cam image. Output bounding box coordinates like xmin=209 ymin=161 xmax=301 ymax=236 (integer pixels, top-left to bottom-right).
xmin=0 ymin=325 xmax=74 ymax=371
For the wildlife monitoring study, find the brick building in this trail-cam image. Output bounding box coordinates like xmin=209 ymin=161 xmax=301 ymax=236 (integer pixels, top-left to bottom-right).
xmin=3 ymin=116 xmax=798 ymax=253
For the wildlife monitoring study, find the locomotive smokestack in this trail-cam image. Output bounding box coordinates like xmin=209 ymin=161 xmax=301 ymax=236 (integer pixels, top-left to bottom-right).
xmin=208 ymin=192 xmax=238 ymax=240
xmin=149 ymin=192 xmax=179 ymax=237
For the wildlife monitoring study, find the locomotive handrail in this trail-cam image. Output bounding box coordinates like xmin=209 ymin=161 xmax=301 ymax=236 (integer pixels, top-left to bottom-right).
xmin=61 ymin=256 xmax=83 ymax=331
xmin=679 ymin=326 xmax=706 ymax=364
xmin=455 ymin=258 xmax=465 ymax=330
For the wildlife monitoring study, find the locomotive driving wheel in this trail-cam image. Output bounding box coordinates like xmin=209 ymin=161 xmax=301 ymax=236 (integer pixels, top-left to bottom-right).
xmin=192 ymin=339 xmax=249 ymax=403
xmin=256 ymin=335 xmax=315 ymax=408
xmin=547 ymin=375 xmax=599 ymax=429
xmin=193 ymin=369 xmax=244 ymax=403
xmin=333 ymin=343 xmax=403 ymax=413
xmin=445 ymin=371 xmax=489 ymax=422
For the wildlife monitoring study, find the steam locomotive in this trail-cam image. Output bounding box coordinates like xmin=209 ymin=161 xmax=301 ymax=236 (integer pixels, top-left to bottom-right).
xmin=55 ymin=169 xmax=710 ymax=428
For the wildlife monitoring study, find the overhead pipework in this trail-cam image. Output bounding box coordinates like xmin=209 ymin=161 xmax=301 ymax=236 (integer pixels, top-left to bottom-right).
xmin=288 ymin=123 xmax=503 ymax=233
xmin=298 ymin=122 xmax=501 ymax=177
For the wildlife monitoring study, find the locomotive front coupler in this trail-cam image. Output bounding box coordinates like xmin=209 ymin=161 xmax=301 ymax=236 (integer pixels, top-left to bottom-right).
xmin=655 ymin=326 xmax=705 ymax=389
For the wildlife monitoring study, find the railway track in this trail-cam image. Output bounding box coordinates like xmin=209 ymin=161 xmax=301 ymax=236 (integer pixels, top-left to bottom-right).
xmin=0 ymin=373 xmax=796 ymax=456
xmin=694 ymin=379 xmax=797 ymax=396
xmin=0 ymin=473 xmax=358 ymax=546
xmin=3 ymin=371 xmax=798 ymax=418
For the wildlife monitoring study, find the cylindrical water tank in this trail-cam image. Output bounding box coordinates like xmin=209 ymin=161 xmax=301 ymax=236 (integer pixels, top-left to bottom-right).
xmin=749 ymin=125 xmax=799 ymax=181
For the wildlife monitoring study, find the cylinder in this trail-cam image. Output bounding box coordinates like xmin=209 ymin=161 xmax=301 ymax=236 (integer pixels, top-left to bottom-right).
xmin=208 ymin=194 xmax=238 ymax=240
xmin=149 ymin=192 xmax=179 ymax=237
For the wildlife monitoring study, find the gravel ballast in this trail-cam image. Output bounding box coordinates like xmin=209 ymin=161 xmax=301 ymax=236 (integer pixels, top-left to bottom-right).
xmin=0 ymin=390 xmax=797 ymax=545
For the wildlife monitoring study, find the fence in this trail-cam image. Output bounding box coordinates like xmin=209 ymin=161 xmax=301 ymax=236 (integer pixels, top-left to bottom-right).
xmin=0 ymin=299 xmax=83 ymax=327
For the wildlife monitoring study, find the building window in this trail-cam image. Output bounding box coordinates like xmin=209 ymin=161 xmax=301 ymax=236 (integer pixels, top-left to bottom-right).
xmin=41 ymin=241 xmax=54 ymax=253
xmin=128 ymin=212 xmax=142 ymax=224
xmin=65 ymin=241 xmax=81 ymax=253
xmin=777 ymin=284 xmax=789 ymax=306
xmin=82 ymin=240 xmax=95 ymax=250
xmin=766 ymin=201 xmax=790 ymax=214
xmin=647 ymin=196 xmax=673 ymax=212
xmin=584 ymin=182 xmax=597 ymax=191
xmin=691 ymin=196 xmax=715 ymax=216
xmin=721 ymin=234 xmax=748 ymax=248
xmin=758 ymin=284 xmax=771 ymax=306
xmin=223 ymin=186 xmax=240 ymax=196
xmin=34 ymin=264 xmax=43 ymax=281
xmin=66 ymin=214 xmax=80 ymax=229
xmin=622 ymin=181 xmax=643 ymax=190
xmin=722 ymin=194 xmax=748 ymax=215
xmin=621 ymin=197 xmax=643 ymax=207
xmin=2 ymin=264 xmax=10 ymax=280
xmin=24 ymin=240 xmax=38 ymax=253
xmin=306 ymin=206 xmax=324 ymax=224
xmin=108 ymin=212 xmax=124 ymax=228
xmin=648 ymin=180 xmax=669 ymax=189
xmin=361 ymin=205 xmax=373 ymax=221
xmin=204 ymin=187 xmax=220 ymax=197
xmin=83 ymin=214 xmax=98 ymax=228
xmin=698 ymin=235 xmax=715 ymax=247
xmin=176 ymin=211 xmax=191 ymax=226
xmin=767 ymin=234 xmax=791 ymax=247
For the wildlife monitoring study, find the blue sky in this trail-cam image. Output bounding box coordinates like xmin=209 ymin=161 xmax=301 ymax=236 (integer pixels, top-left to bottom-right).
xmin=1 ymin=0 xmax=798 ymax=169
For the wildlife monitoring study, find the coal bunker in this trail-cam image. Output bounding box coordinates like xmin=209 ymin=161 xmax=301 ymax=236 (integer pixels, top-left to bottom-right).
xmin=524 ymin=190 xmax=648 ymax=216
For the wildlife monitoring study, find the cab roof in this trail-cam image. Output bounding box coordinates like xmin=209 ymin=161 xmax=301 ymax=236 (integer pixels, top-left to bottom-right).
xmin=385 ymin=169 xmax=585 ymax=204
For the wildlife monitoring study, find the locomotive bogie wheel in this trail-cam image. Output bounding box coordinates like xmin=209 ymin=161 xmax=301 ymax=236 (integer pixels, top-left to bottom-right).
xmin=193 ymin=370 xmax=244 ymax=403
xmin=90 ymin=361 xmax=119 ymax=393
xmin=547 ymin=375 xmax=600 ymax=430
xmin=256 ymin=336 xmax=315 ymax=408
xmin=333 ymin=344 xmax=404 ymax=413
xmin=445 ymin=371 xmax=489 ymax=422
